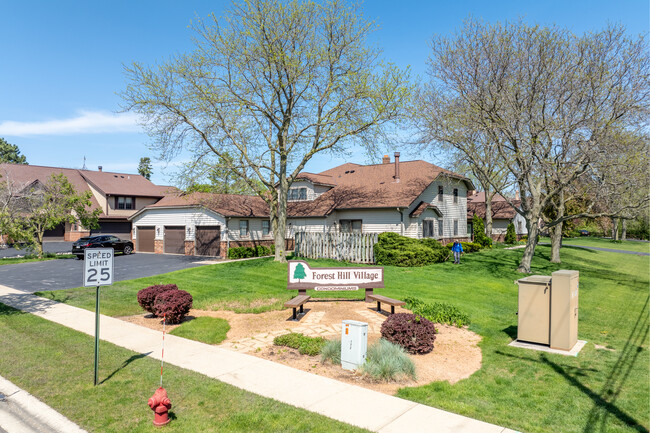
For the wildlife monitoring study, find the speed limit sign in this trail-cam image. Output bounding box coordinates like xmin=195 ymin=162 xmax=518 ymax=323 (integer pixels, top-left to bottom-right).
xmin=84 ymin=248 xmax=114 ymax=287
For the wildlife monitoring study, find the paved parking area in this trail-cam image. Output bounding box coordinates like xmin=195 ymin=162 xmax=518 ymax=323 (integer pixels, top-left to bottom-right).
xmin=0 ymin=253 xmax=216 ymax=293
xmin=0 ymin=241 xmax=74 ymax=258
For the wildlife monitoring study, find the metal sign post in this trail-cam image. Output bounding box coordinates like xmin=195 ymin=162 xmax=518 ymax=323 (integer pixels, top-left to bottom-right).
xmin=83 ymin=248 xmax=114 ymax=386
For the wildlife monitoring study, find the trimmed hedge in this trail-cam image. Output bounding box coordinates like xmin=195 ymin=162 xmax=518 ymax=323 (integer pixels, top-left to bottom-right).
xmin=137 ymin=284 xmax=178 ymax=316
xmin=374 ymin=233 xmax=450 ymax=267
xmin=380 ymin=313 xmax=438 ymax=354
xmin=228 ymin=244 xmax=275 ymax=259
xmin=404 ymin=297 xmax=470 ymax=327
xmin=153 ymin=289 xmax=193 ymax=324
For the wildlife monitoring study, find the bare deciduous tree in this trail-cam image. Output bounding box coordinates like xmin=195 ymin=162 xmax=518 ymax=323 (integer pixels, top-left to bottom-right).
xmin=421 ymin=19 xmax=649 ymax=272
xmin=121 ymin=0 xmax=412 ymax=261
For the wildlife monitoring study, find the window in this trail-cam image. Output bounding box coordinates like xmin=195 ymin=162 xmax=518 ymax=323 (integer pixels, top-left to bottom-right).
xmin=453 ymin=188 xmax=458 ymax=204
xmin=438 ymin=186 xmax=443 ymax=202
xmin=453 ymin=219 xmax=458 ymax=236
xmin=239 ymin=220 xmax=249 ymax=237
xmin=116 ymin=196 xmax=134 ymax=210
xmin=340 ymin=219 xmax=362 ymax=233
xmin=423 ymin=220 xmax=434 ymax=238
xmin=438 ymin=219 xmax=443 ymax=236
xmin=262 ymin=220 xmax=271 ymax=236
xmin=288 ymin=187 xmax=307 ymax=201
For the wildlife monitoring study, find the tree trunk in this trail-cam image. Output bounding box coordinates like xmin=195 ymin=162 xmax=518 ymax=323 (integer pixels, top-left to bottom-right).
xmin=550 ymin=221 xmax=563 ymax=263
xmin=36 ymin=231 xmax=44 ymax=259
xmin=485 ymin=191 xmax=494 ymax=241
xmin=621 ymin=219 xmax=627 ymax=240
xmin=274 ymin=155 xmax=288 ymax=263
xmin=518 ymin=218 xmax=539 ymax=273
xmin=612 ymin=217 xmax=620 ymax=240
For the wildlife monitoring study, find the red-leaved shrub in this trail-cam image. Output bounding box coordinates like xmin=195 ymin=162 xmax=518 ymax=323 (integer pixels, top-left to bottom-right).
xmin=380 ymin=313 xmax=438 ymax=354
xmin=153 ymin=290 xmax=193 ymax=324
xmin=137 ymin=284 xmax=178 ymax=316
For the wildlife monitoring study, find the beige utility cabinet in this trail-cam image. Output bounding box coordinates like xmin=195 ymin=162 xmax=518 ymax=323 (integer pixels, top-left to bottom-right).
xmin=550 ymin=270 xmax=579 ymax=350
xmin=516 ymin=270 xmax=579 ymax=350
xmin=517 ymin=275 xmax=552 ymax=345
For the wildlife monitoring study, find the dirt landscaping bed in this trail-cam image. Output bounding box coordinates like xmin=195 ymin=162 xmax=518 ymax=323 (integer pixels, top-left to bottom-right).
xmin=120 ymin=299 xmax=482 ymax=395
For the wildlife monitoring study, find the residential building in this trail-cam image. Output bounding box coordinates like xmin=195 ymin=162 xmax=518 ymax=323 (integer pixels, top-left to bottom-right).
xmin=466 ymin=191 xmax=528 ymax=241
xmin=130 ymin=153 xmax=475 ymax=256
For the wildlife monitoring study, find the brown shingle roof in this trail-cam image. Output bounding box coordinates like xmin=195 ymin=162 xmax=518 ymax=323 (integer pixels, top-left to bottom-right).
xmin=79 ymin=170 xmax=165 ymax=197
xmin=467 ymin=192 xmax=520 ymax=219
xmin=0 ymin=163 xmax=102 ymax=211
xmin=145 ymin=192 xmax=269 ymax=218
xmin=294 ymin=172 xmax=337 ymax=187
xmin=291 ymin=160 xmax=473 ymax=216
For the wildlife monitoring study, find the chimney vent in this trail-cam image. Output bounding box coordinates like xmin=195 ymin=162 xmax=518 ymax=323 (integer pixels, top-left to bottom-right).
xmin=382 ymin=155 xmax=390 ymax=164
xmin=98 ymin=166 xmax=102 ymax=172
xmin=394 ymin=152 xmax=400 ymax=183
xmin=515 ymin=190 xmax=520 ymax=200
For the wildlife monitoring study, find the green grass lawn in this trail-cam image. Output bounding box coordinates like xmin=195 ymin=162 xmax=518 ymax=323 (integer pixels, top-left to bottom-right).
xmin=0 ymin=303 xmax=368 ymax=433
xmin=542 ymin=236 xmax=650 ymax=253
xmin=170 ymin=316 xmax=230 ymax=344
xmin=35 ymin=247 xmax=649 ymax=433
xmin=0 ymin=254 xmax=75 ymax=265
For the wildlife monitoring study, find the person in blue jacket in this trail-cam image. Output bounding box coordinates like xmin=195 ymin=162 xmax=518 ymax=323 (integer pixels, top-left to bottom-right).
xmin=451 ymin=241 xmax=463 ymax=264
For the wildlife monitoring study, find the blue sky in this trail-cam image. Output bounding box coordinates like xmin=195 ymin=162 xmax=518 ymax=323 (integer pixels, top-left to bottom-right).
xmin=0 ymin=0 xmax=647 ymax=186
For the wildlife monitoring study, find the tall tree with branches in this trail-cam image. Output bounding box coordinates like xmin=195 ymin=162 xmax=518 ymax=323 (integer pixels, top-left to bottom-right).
xmin=421 ymin=19 xmax=649 ymax=272
xmin=122 ymin=0 xmax=411 ymax=261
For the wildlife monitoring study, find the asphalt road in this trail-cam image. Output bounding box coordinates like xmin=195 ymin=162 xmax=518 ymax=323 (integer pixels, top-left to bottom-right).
xmin=0 ymin=253 xmax=216 ymax=293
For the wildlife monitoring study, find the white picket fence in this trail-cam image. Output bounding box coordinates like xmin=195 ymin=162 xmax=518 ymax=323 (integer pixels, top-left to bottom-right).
xmin=294 ymin=232 xmax=378 ymax=263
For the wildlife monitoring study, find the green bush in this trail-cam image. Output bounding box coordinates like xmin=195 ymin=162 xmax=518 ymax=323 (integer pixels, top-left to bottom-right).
xmin=472 ymin=215 xmax=493 ymax=247
xmin=505 ymin=223 xmax=517 ymax=244
xmin=227 ymin=245 xmax=273 ymax=259
xmin=445 ymin=241 xmax=482 ymax=253
xmin=374 ymin=233 xmax=450 ymax=267
xmin=361 ymin=339 xmax=416 ymax=382
xmin=273 ymin=332 xmax=327 ymax=356
xmin=320 ymin=339 xmax=342 ymax=364
xmin=404 ymin=297 xmax=470 ymax=327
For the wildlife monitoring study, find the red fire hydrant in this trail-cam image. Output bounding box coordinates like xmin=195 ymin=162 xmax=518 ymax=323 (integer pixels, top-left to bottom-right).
xmin=148 ymin=387 xmax=172 ymax=427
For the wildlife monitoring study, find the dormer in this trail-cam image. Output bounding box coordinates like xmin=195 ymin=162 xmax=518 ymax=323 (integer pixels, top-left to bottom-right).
xmin=289 ymin=173 xmax=337 ymax=201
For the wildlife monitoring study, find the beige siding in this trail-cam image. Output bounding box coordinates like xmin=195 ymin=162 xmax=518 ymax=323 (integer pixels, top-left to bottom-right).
xmin=132 ymin=207 xmax=225 ymax=241
xmin=227 ymin=217 xmax=273 ymax=242
xmin=287 ymin=180 xmax=333 ymax=202
xmin=87 ymin=183 xmax=107 ymax=214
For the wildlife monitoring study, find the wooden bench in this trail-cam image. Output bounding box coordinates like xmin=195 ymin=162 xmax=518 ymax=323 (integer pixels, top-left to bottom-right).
xmin=284 ymin=294 xmax=311 ymax=320
xmin=366 ymin=294 xmax=405 ymax=315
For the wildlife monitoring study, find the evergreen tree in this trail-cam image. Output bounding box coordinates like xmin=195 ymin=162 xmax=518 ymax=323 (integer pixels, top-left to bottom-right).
xmin=472 ymin=214 xmax=492 ymax=247
xmin=505 ymin=223 xmax=517 ymax=244
xmin=138 ymin=157 xmax=153 ymax=180
xmin=0 ymin=138 xmax=27 ymax=164
xmin=293 ymin=263 xmax=307 ymax=282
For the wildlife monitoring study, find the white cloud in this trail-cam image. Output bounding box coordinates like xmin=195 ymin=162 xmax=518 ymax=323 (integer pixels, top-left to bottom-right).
xmin=0 ymin=111 xmax=142 ymax=136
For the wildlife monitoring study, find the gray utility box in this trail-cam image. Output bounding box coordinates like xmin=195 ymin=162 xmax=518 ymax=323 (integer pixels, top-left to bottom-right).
xmin=341 ymin=320 xmax=368 ymax=370
xmin=517 ymin=270 xmax=579 ymax=351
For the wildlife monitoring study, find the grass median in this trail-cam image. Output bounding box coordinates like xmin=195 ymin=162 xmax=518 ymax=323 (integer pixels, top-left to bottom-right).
xmin=0 ymin=303 xmax=368 ymax=433
xmin=36 ymin=246 xmax=649 ymax=433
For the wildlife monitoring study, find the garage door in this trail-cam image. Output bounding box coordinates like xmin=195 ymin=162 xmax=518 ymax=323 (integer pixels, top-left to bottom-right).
xmin=137 ymin=226 xmax=155 ymax=253
xmin=195 ymin=226 xmax=221 ymax=256
xmin=43 ymin=223 xmax=65 ymax=240
xmin=92 ymin=222 xmax=132 ymax=239
xmin=164 ymin=226 xmax=185 ymax=254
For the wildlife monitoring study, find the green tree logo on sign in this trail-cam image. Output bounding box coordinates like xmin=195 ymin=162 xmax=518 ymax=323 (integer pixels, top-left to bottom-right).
xmin=293 ymin=263 xmax=307 ymax=282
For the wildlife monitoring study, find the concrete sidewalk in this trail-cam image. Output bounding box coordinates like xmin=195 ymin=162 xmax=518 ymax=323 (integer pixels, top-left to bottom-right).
xmin=0 ymin=285 xmax=518 ymax=433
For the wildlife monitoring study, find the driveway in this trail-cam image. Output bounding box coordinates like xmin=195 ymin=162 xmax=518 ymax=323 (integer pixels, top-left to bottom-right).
xmin=0 ymin=241 xmax=74 ymax=258
xmin=0 ymin=254 xmax=217 ymax=293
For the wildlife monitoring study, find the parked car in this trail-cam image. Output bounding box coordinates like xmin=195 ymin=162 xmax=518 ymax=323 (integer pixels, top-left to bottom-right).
xmin=579 ymin=229 xmax=590 ymax=236
xmin=72 ymin=235 xmax=134 ymax=259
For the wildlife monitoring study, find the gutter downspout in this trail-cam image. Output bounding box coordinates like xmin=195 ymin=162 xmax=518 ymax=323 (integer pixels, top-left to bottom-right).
xmin=226 ymin=217 xmax=231 ymax=255
xmin=397 ymin=207 xmax=404 ymax=235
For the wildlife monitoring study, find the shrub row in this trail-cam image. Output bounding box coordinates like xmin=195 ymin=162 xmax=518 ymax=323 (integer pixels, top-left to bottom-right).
xmin=136 ymin=284 xmax=193 ymax=324
xmin=374 ymin=233 xmax=449 ymax=267
xmin=273 ymin=332 xmax=327 ymax=356
xmin=472 ymin=215 xmax=493 ymax=248
xmin=404 ymin=297 xmax=470 ymax=327
xmin=227 ymin=244 xmax=275 ymax=259
xmin=380 ymin=313 xmax=438 ymax=354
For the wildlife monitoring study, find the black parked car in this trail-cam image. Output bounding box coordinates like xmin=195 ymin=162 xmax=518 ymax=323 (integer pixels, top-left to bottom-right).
xmin=72 ymin=235 xmax=134 ymax=259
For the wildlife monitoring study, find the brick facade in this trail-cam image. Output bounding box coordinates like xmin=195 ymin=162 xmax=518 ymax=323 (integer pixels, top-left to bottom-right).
xmin=64 ymin=231 xmax=91 ymax=242
xmin=184 ymin=240 xmax=194 ymax=256
xmin=154 ymin=240 xmax=164 ymax=254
